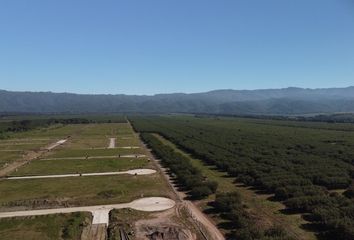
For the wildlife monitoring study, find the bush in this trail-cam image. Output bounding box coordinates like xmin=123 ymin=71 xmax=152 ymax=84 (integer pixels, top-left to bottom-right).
xmin=214 ymin=192 xmax=242 ymax=212
xmin=190 ymin=186 xmax=212 ymax=199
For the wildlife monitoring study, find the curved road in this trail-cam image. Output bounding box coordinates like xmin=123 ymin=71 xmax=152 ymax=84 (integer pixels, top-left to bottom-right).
xmin=0 ymin=197 xmax=176 ymax=226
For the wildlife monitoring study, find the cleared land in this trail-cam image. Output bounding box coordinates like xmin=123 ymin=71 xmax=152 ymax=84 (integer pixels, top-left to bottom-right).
xmin=0 ymin=124 xmax=89 ymax=169
xmin=0 ymin=121 xmax=178 ymax=239
xmin=0 ymin=212 xmax=91 ymax=240
xmin=9 ymin=157 xmax=150 ymax=176
xmin=0 ymin=174 xmax=171 ymax=209
xmin=47 ymin=148 xmax=143 ymax=158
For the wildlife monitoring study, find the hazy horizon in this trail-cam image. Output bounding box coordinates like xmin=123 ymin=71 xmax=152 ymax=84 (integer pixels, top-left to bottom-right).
xmin=1 ymin=85 xmax=354 ymax=96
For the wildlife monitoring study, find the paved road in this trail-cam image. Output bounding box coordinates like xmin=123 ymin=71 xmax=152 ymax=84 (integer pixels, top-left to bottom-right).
xmin=0 ymin=197 xmax=176 ymax=226
xmin=81 ymin=146 xmax=140 ymax=150
xmin=46 ymin=139 xmax=67 ymax=150
xmin=5 ymin=169 xmax=157 ymax=180
xmin=108 ymin=138 xmax=116 ymax=149
xmin=40 ymin=154 xmax=147 ymax=161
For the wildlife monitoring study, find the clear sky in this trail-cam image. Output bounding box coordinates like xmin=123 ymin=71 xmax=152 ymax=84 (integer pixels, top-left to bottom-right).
xmin=0 ymin=0 xmax=353 ymax=95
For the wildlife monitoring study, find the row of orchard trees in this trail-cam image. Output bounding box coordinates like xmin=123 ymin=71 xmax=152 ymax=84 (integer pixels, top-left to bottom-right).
xmin=140 ymin=133 xmax=218 ymax=199
xmin=130 ymin=116 xmax=354 ymax=240
xmin=214 ymin=192 xmax=294 ymax=240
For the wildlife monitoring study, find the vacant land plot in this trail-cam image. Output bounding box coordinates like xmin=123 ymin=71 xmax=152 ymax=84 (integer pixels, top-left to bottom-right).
xmin=47 ymin=147 xmax=143 ymax=158
xmin=0 ymin=212 xmax=90 ymax=240
xmin=10 ymin=124 xmax=86 ymax=139
xmin=0 ymin=174 xmax=171 ymax=210
xmin=0 ymin=152 xmax=21 ymax=168
xmin=115 ymin=137 xmax=141 ymax=147
xmin=0 ymin=124 xmax=88 ymax=168
xmin=9 ymin=158 xmax=151 ymax=176
xmin=0 ymin=143 xmax=45 ymax=151
xmin=0 ymin=120 xmax=177 ymax=239
xmin=0 ymin=122 xmax=172 ymax=210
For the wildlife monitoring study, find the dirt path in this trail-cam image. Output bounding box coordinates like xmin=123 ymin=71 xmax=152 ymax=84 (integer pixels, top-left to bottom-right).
xmin=153 ymin=154 xmax=224 ymax=240
xmin=81 ymin=224 xmax=106 ymax=240
xmin=5 ymin=169 xmax=157 ymax=180
xmin=183 ymin=201 xmax=224 ymax=240
xmin=146 ymin=147 xmax=224 ymax=240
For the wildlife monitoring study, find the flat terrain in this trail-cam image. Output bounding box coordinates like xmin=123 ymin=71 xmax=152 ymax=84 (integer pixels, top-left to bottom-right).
xmin=0 ymin=121 xmax=177 ymax=239
xmin=10 ymin=157 xmax=150 ymax=176
xmin=154 ymin=133 xmax=316 ymax=240
xmin=131 ymin=115 xmax=354 ymax=240
xmin=47 ymin=148 xmax=143 ymax=158
xmin=0 ymin=212 xmax=91 ymax=240
xmin=0 ymin=123 xmax=172 ymax=210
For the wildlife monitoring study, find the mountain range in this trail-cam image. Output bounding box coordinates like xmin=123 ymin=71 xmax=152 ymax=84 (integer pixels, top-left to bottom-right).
xmin=1 ymin=87 xmax=354 ymax=115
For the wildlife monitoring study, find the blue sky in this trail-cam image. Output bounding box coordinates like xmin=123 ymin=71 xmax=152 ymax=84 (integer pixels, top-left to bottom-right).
xmin=0 ymin=0 xmax=353 ymax=95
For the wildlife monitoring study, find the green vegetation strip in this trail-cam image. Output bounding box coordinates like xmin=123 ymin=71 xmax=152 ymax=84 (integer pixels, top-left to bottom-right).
xmin=10 ymin=158 xmax=150 ymax=176
xmin=48 ymin=148 xmax=143 ymax=158
xmin=141 ymin=133 xmax=218 ymax=199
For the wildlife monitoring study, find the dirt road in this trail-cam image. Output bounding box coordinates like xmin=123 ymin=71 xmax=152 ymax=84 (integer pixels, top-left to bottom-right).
xmin=0 ymin=138 xmax=69 ymax=177
xmin=135 ymin=136 xmax=225 ymax=240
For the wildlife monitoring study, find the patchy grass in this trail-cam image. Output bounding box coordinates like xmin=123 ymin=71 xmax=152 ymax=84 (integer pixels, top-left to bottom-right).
xmin=66 ymin=137 xmax=108 ymax=149
xmin=0 ymin=151 xmax=21 ymax=168
xmin=0 ymin=143 xmax=45 ymax=151
xmin=108 ymin=209 xmax=152 ymax=240
xmin=10 ymin=158 xmax=152 ymax=176
xmin=0 ymin=174 xmax=172 ymax=209
xmin=0 ymin=120 xmax=175 ymax=238
xmin=48 ymin=148 xmax=143 ymax=158
xmin=10 ymin=124 xmax=86 ymax=139
xmin=0 ymin=212 xmax=91 ymax=240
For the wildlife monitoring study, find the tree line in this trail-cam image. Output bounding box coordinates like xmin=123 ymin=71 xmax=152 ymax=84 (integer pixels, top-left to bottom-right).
xmin=0 ymin=116 xmax=127 ymax=139
xmin=140 ymin=133 xmax=218 ymax=199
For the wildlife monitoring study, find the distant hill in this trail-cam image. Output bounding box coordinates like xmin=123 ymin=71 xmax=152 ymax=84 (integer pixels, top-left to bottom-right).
xmin=1 ymin=87 xmax=354 ymax=115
